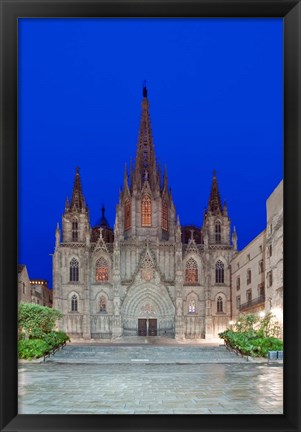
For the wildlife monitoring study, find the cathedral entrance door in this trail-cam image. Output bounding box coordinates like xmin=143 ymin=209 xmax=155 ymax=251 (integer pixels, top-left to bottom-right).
xmin=148 ymin=319 xmax=157 ymax=336
xmin=138 ymin=319 xmax=147 ymax=336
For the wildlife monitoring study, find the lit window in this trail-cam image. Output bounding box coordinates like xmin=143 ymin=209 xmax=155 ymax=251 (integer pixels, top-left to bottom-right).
xmin=71 ymin=294 xmax=78 ymax=312
xmin=124 ymin=199 xmax=131 ymax=230
xmin=162 ymin=200 xmax=168 ymax=231
xmin=70 ymin=258 xmax=79 ymax=282
xmin=217 ymin=296 xmax=223 ymax=313
xmin=95 ymin=257 xmax=109 ymax=282
xmin=72 ymin=218 xmax=78 ymax=241
xmin=215 ymin=260 xmax=224 ymax=283
xmin=141 ymin=195 xmax=151 ymax=227
xmin=215 ymin=221 xmax=221 ymax=243
xmin=185 ymin=258 xmax=198 ymax=283
xmin=188 ymin=299 xmax=196 ymax=313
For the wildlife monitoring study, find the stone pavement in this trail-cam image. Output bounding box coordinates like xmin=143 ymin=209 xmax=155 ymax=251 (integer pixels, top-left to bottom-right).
xmin=18 ymin=342 xmax=283 ymax=415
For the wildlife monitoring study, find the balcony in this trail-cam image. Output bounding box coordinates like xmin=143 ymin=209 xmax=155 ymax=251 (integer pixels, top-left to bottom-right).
xmin=239 ymin=294 xmax=265 ymax=311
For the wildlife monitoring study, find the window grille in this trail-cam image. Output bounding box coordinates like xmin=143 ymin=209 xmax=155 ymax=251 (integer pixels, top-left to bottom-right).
xmin=215 ymin=221 xmax=221 ymax=243
xmin=215 ymin=260 xmax=224 ymax=283
xmin=70 ymin=258 xmax=79 ymax=282
xmin=72 ymin=218 xmax=78 ymax=241
xmin=71 ymin=294 xmax=78 ymax=312
xmin=217 ymin=296 xmax=223 ymax=313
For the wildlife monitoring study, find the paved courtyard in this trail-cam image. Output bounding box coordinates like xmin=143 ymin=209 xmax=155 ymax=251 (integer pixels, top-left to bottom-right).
xmin=18 ymin=342 xmax=283 ymax=415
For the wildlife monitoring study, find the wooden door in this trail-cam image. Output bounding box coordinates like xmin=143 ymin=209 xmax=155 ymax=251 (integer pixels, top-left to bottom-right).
xmin=148 ymin=319 xmax=157 ymax=336
xmin=138 ymin=319 xmax=147 ymax=336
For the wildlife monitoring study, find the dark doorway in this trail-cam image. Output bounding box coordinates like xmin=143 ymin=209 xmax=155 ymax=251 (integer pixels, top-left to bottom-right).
xmin=148 ymin=319 xmax=157 ymax=336
xmin=138 ymin=319 xmax=147 ymax=336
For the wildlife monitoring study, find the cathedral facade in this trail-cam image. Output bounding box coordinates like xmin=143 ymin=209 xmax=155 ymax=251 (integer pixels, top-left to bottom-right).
xmin=53 ymin=86 xmax=238 ymax=340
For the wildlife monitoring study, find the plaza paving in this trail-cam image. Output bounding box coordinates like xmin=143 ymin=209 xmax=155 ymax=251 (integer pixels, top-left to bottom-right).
xmin=18 ymin=340 xmax=283 ymax=415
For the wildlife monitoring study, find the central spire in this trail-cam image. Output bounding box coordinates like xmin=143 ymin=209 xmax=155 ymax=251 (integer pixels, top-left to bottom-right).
xmin=132 ymin=83 xmax=157 ymax=191
xmin=70 ymin=167 xmax=87 ymax=211
xmin=208 ymin=170 xmax=223 ymax=214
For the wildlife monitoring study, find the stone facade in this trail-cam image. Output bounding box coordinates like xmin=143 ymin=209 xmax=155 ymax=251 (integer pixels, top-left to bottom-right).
xmin=18 ymin=264 xmax=32 ymax=304
xmin=30 ymin=279 xmax=53 ymax=308
xmin=52 ymin=86 xmax=238 ymax=340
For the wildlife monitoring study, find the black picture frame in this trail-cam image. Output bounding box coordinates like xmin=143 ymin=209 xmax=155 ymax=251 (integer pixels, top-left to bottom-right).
xmin=0 ymin=1 xmax=300 ymax=431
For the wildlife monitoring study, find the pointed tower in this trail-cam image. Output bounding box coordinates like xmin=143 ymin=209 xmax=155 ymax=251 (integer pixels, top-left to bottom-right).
xmin=203 ymin=170 xmax=231 ymax=245
xmin=62 ymin=167 xmax=90 ymax=242
xmin=116 ymin=84 xmax=176 ymax=242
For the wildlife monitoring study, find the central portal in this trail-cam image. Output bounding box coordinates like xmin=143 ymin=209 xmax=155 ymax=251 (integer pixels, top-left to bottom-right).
xmin=138 ymin=318 xmax=157 ymax=336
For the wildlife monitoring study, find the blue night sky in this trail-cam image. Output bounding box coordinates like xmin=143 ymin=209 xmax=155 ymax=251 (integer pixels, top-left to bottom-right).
xmin=18 ymin=18 xmax=283 ymax=288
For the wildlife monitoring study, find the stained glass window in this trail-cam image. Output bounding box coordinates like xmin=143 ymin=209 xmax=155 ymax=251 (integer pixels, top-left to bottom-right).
xmin=96 ymin=257 xmax=109 ymax=282
xmin=188 ymin=299 xmax=196 ymax=313
xmin=185 ymin=258 xmax=198 ymax=283
xmin=141 ymin=195 xmax=151 ymax=227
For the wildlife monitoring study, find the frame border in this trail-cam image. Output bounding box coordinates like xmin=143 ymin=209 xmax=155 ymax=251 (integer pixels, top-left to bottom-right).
xmin=1 ymin=1 xmax=300 ymax=431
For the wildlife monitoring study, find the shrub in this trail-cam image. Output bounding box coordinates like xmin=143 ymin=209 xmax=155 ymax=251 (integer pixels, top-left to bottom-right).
xmin=18 ymin=303 xmax=62 ymax=338
xmin=18 ymin=339 xmax=50 ymax=360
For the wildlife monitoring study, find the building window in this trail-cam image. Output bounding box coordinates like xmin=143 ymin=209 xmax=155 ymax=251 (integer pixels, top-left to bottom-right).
xmin=247 ymin=254 xmax=250 ymax=261
xmin=185 ymin=258 xmax=198 ymax=283
xmin=162 ymin=200 xmax=168 ymax=231
xmin=95 ymin=257 xmax=109 ymax=282
xmin=258 ymin=283 xmax=265 ymax=297
xmin=72 ymin=218 xmax=78 ymax=241
xmin=236 ymin=276 xmax=240 ymax=290
xmin=71 ymin=294 xmax=78 ymax=312
xmin=124 ymin=199 xmax=131 ymax=230
xmin=215 ymin=260 xmax=224 ymax=283
xmin=215 ymin=221 xmax=221 ymax=243
xmin=99 ymin=296 xmax=107 ymax=313
xmin=236 ymin=295 xmax=241 ymax=310
xmin=267 ymin=244 xmax=272 ymax=257
xmin=246 ymin=289 xmax=252 ymax=303
xmin=237 ymin=262 xmax=240 ymax=269
xmin=259 ymin=245 xmax=263 ymax=253
xmin=69 ymin=258 xmax=79 ymax=282
xmin=259 ymin=260 xmax=264 ymax=274
xmin=217 ymin=296 xmax=223 ymax=313
xmin=141 ymin=195 xmax=151 ymax=227
xmin=188 ymin=299 xmax=196 ymax=313
xmin=247 ymin=269 xmax=251 ymax=285
xmin=267 ymin=270 xmax=273 ymax=287
xmin=22 ymin=283 xmax=26 ymax=294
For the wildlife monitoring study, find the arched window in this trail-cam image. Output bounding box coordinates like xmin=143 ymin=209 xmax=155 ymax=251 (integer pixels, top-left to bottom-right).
xmin=215 ymin=220 xmax=221 ymax=244
xmin=162 ymin=200 xmax=168 ymax=231
xmin=124 ymin=198 xmax=131 ymax=230
xmin=95 ymin=257 xmax=109 ymax=282
xmin=217 ymin=296 xmax=223 ymax=313
xmin=141 ymin=195 xmax=151 ymax=227
xmin=70 ymin=258 xmax=79 ymax=282
xmin=188 ymin=299 xmax=196 ymax=313
xmin=99 ymin=295 xmax=107 ymax=313
xmin=72 ymin=218 xmax=78 ymax=241
xmin=71 ymin=294 xmax=78 ymax=312
xmin=185 ymin=258 xmax=198 ymax=283
xmin=215 ymin=260 xmax=224 ymax=283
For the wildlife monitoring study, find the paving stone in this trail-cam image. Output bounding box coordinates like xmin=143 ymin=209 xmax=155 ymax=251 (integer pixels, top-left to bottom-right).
xmin=18 ymin=344 xmax=283 ymax=415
